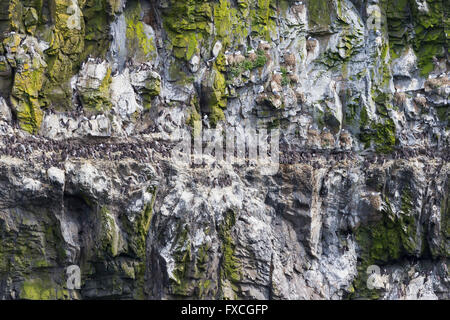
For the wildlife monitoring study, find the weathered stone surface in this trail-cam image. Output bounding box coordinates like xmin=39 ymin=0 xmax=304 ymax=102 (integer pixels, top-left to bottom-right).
xmin=0 ymin=0 xmax=448 ymax=300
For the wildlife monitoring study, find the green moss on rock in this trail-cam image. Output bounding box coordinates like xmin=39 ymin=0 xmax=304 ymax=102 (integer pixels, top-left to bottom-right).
xmin=214 ymin=0 xmax=248 ymax=47
xmin=381 ymin=0 xmax=446 ymax=76
xmin=186 ymin=106 xmax=202 ymax=137
xmin=79 ymin=65 xmax=112 ymax=114
xmin=308 ymin=0 xmax=333 ymax=33
xmin=250 ymin=0 xmax=276 ymax=40
xmin=3 ymin=33 xmax=45 ymax=133
xmin=122 ymin=187 xmax=156 ymax=259
xmin=10 ymin=59 xmax=45 ymax=133
xmin=218 ymin=210 xmax=240 ymax=299
xmin=202 ymin=61 xmax=228 ymax=127
xmin=82 ymin=0 xmax=113 ymax=59
xmin=161 ymin=0 xmax=212 ymax=61
xmin=351 ymin=187 xmax=420 ymax=299
xmin=20 ymin=278 xmax=68 ymax=300
xmin=171 ymin=224 xmax=192 ymax=296
xmin=125 ymin=1 xmax=157 ymax=64
xmin=360 ymin=118 xmax=396 ymax=154
xmin=99 ymin=206 xmax=119 ymax=257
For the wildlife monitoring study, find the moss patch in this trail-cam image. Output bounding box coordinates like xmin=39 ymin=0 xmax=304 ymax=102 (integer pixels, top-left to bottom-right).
xmin=124 ymin=1 xmax=157 ymax=63
xmin=360 ymin=118 xmax=396 ymax=154
xmin=381 ymin=0 xmax=446 ymax=76
xmin=350 ymin=187 xmax=420 ymax=299
xmin=20 ymin=278 xmax=68 ymax=300
xmin=171 ymin=224 xmax=192 ymax=296
xmin=250 ymin=0 xmax=277 ymax=40
xmin=161 ymin=0 xmax=213 ymax=61
xmin=218 ymin=210 xmax=240 ymax=299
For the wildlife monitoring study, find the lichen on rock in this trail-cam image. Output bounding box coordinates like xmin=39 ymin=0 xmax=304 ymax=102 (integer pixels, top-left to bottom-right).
xmin=0 ymin=0 xmax=448 ymax=301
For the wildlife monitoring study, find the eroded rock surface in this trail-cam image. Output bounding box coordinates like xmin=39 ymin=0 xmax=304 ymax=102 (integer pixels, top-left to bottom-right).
xmin=0 ymin=0 xmax=448 ymax=300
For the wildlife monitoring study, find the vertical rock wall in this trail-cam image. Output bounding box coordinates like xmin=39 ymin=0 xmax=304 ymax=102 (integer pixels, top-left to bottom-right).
xmin=0 ymin=0 xmax=448 ymax=300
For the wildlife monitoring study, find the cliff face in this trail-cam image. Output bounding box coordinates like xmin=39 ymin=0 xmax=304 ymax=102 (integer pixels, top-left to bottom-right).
xmin=0 ymin=0 xmax=448 ymax=300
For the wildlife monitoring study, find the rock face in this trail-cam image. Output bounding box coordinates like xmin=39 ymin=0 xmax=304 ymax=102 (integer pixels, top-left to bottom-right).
xmin=0 ymin=0 xmax=448 ymax=300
